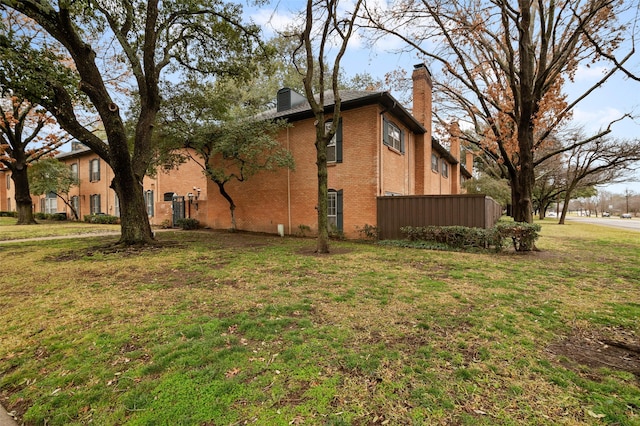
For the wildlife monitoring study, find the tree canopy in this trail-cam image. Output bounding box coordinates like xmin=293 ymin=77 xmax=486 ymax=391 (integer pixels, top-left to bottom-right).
xmin=0 ymin=0 xmax=270 ymax=244
xmin=364 ymin=0 xmax=640 ymax=231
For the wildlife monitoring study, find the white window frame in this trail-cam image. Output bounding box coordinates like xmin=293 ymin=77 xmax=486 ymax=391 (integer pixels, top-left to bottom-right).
xmin=44 ymin=192 xmax=57 ymax=214
xmin=431 ymin=154 xmax=439 ymax=172
xmin=325 ymin=121 xmax=337 ymax=163
xmin=327 ymin=190 xmax=337 ymax=229
xmin=441 ymin=160 xmax=449 ymax=178
xmin=90 ymin=159 xmax=100 ymax=182
xmin=386 ymin=121 xmax=402 ymax=151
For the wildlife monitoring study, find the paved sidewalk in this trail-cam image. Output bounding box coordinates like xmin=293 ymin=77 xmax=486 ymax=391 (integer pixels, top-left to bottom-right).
xmin=0 ymin=404 xmax=17 ymax=426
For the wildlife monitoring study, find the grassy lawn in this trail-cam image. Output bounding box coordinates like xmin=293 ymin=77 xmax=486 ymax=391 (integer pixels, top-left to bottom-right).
xmin=0 ymin=221 xmax=638 ymax=425
xmin=0 ymin=217 xmax=120 ymax=241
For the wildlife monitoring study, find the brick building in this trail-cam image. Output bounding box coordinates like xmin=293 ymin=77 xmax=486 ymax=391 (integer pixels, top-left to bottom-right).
xmin=205 ymin=64 xmax=472 ymax=238
xmin=7 ymin=143 xmax=209 ymax=226
xmin=1 ymin=63 xmax=472 ymax=237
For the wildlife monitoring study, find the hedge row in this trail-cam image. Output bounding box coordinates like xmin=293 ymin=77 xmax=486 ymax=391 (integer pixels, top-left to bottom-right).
xmin=0 ymin=211 xmax=17 ymax=217
xmin=400 ymin=222 xmax=541 ymax=252
xmin=84 ymin=214 xmax=120 ymax=224
xmin=34 ymin=212 xmax=68 ymax=221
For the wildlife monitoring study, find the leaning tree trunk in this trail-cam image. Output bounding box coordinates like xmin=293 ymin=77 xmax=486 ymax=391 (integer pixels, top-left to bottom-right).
xmin=11 ymin=166 xmax=36 ymax=225
xmin=216 ymin=181 xmax=237 ymax=231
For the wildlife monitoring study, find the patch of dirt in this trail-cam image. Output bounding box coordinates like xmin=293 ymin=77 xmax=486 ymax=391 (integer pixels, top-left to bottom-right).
xmin=48 ymin=240 xmax=184 ymax=261
xmin=547 ymin=326 xmax=640 ymax=380
xmin=296 ymin=246 xmax=352 ymax=256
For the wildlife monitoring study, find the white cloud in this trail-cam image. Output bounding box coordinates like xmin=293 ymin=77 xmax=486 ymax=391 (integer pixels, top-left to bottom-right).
xmin=574 ymin=64 xmax=609 ymax=82
xmin=572 ymin=106 xmax=624 ymax=131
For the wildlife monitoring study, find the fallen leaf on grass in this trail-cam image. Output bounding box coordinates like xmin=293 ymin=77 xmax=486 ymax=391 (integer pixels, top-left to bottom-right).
xmin=225 ymin=368 xmax=241 ymax=378
xmin=587 ymin=410 xmax=606 ymax=419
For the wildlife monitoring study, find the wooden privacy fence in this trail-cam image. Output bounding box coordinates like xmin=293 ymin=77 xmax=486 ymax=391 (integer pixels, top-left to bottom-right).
xmin=376 ymin=194 xmax=503 ymax=240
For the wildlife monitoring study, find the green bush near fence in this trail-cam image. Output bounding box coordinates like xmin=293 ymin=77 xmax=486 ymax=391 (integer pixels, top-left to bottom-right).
xmin=175 ymin=218 xmax=200 ymax=230
xmin=399 ymin=221 xmax=540 ymax=252
xmin=83 ymin=214 xmax=120 ymax=224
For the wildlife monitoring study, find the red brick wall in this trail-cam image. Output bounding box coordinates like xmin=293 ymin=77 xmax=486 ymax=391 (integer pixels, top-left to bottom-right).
xmin=205 ymin=105 xmax=423 ymax=238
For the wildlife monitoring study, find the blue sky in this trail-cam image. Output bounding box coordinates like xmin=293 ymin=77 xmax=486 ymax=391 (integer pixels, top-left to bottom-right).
xmin=245 ymin=1 xmax=640 ymax=195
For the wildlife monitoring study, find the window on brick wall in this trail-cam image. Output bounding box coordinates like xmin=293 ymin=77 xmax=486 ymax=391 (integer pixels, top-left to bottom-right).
xmin=90 ymin=194 xmax=101 ymax=214
xmin=114 ymin=194 xmax=120 ymax=217
xmin=89 ymin=159 xmax=100 ymax=182
xmin=6 ymin=173 xmax=10 ymax=189
xmin=441 ymin=160 xmax=449 ymax=178
xmin=145 ymin=190 xmax=154 ymax=217
xmin=70 ymin=163 xmax=78 ymax=180
xmin=328 ymin=189 xmax=343 ymax=232
xmin=42 ymin=192 xmax=57 ymax=214
xmin=431 ymin=154 xmax=439 ymax=172
xmin=383 ymin=118 xmax=404 ymax=153
xmin=324 ymin=119 xmax=342 ymax=163
xmin=71 ymin=196 xmax=79 ymax=218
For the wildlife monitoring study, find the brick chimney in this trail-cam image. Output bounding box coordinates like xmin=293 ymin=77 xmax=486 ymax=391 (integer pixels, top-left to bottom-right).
xmin=449 ymin=122 xmax=462 ymax=194
xmin=412 ymin=63 xmax=433 ymax=195
xmin=412 ymin=63 xmax=433 ymax=135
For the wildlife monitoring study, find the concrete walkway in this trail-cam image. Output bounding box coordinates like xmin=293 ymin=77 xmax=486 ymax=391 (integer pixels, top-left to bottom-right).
xmin=0 ymin=405 xmax=17 ymax=426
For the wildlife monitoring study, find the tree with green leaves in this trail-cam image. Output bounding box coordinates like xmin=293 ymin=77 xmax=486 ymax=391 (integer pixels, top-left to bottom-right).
xmin=29 ymin=157 xmax=79 ymax=219
xmin=0 ymin=10 xmax=75 ymax=224
xmin=159 ymin=77 xmax=293 ymax=231
xmin=0 ymin=0 xmax=268 ymax=245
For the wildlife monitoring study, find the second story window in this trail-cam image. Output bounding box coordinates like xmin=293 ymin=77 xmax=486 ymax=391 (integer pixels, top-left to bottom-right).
xmin=441 ymin=161 xmax=449 ymax=178
xmin=89 ymin=159 xmax=100 ymax=182
xmin=324 ymin=119 xmax=343 ymax=163
xmin=431 ymin=154 xmax=439 ymax=172
xmin=383 ymin=119 xmax=404 ymax=153
xmin=70 ymin=163 xmax=79 ymax=180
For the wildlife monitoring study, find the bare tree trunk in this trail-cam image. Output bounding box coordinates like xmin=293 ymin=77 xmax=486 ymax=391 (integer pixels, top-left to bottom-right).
xmin=111 ymin=163 xmax=154 ymax=245
xmin=11 ymin=167 xmax=36 ymax=225
xmin=55 ymin=193 xmax=79 ymax=220
xmin=216 ymin=181 xmax=237 ymax=231
xmin=316 ymin=127 xmax=329 ymax=253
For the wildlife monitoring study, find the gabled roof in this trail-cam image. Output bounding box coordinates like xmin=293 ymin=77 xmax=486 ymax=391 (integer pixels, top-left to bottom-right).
xmin=56 ymin=144 xmax=93 ymax=160
xmin=261 ymin=89 xmax=427 ymax=134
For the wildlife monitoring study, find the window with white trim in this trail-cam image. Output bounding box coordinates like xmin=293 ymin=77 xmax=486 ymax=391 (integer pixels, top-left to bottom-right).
xmin=114 ymin=194 xmax=120 ymax=217
xmin=431 ymin=154 xmax=439 ymax=172
xmin=383 ymin=119 xmax=404 ymax=152
xmin=70 ymin=163 xmax=79 ymax=180
xmin=145 ymin=190 xmax=154 ymax=217
xmin=71 ymin=196 xmax=79 ymax=218
xmin=44 ymin=192 xmax=57 ymax=214
xmin=441 ymin=161 xmax=449 ymax=178
xmin=325 ymin=121 xmax=337 ymax=163
xmin=89 ymin=159 xmax=100 ymax=182
xmin=327 ymin=189 xmax=343 ymax=232
xmin=90 ymin=194 xmax=101 ymax=214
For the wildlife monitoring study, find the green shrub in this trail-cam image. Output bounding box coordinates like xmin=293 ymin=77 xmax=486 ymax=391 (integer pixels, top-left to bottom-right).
xmin=493 ymin=221 xmax=541 ymax=252
xmin=355 ymin=224 xmax=378 ymax=241
xmin=0 ymin=211 xmax=17 ymax=217
xmin=34 ymin=212 xmax=68 ymax=221
xmin=84 ymin=214 xmax=120 ymax=224
xmin=400 ymin=222 xmax=540 ymax=253
xmin=175 ymin=218 xmax=199 ymax=230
